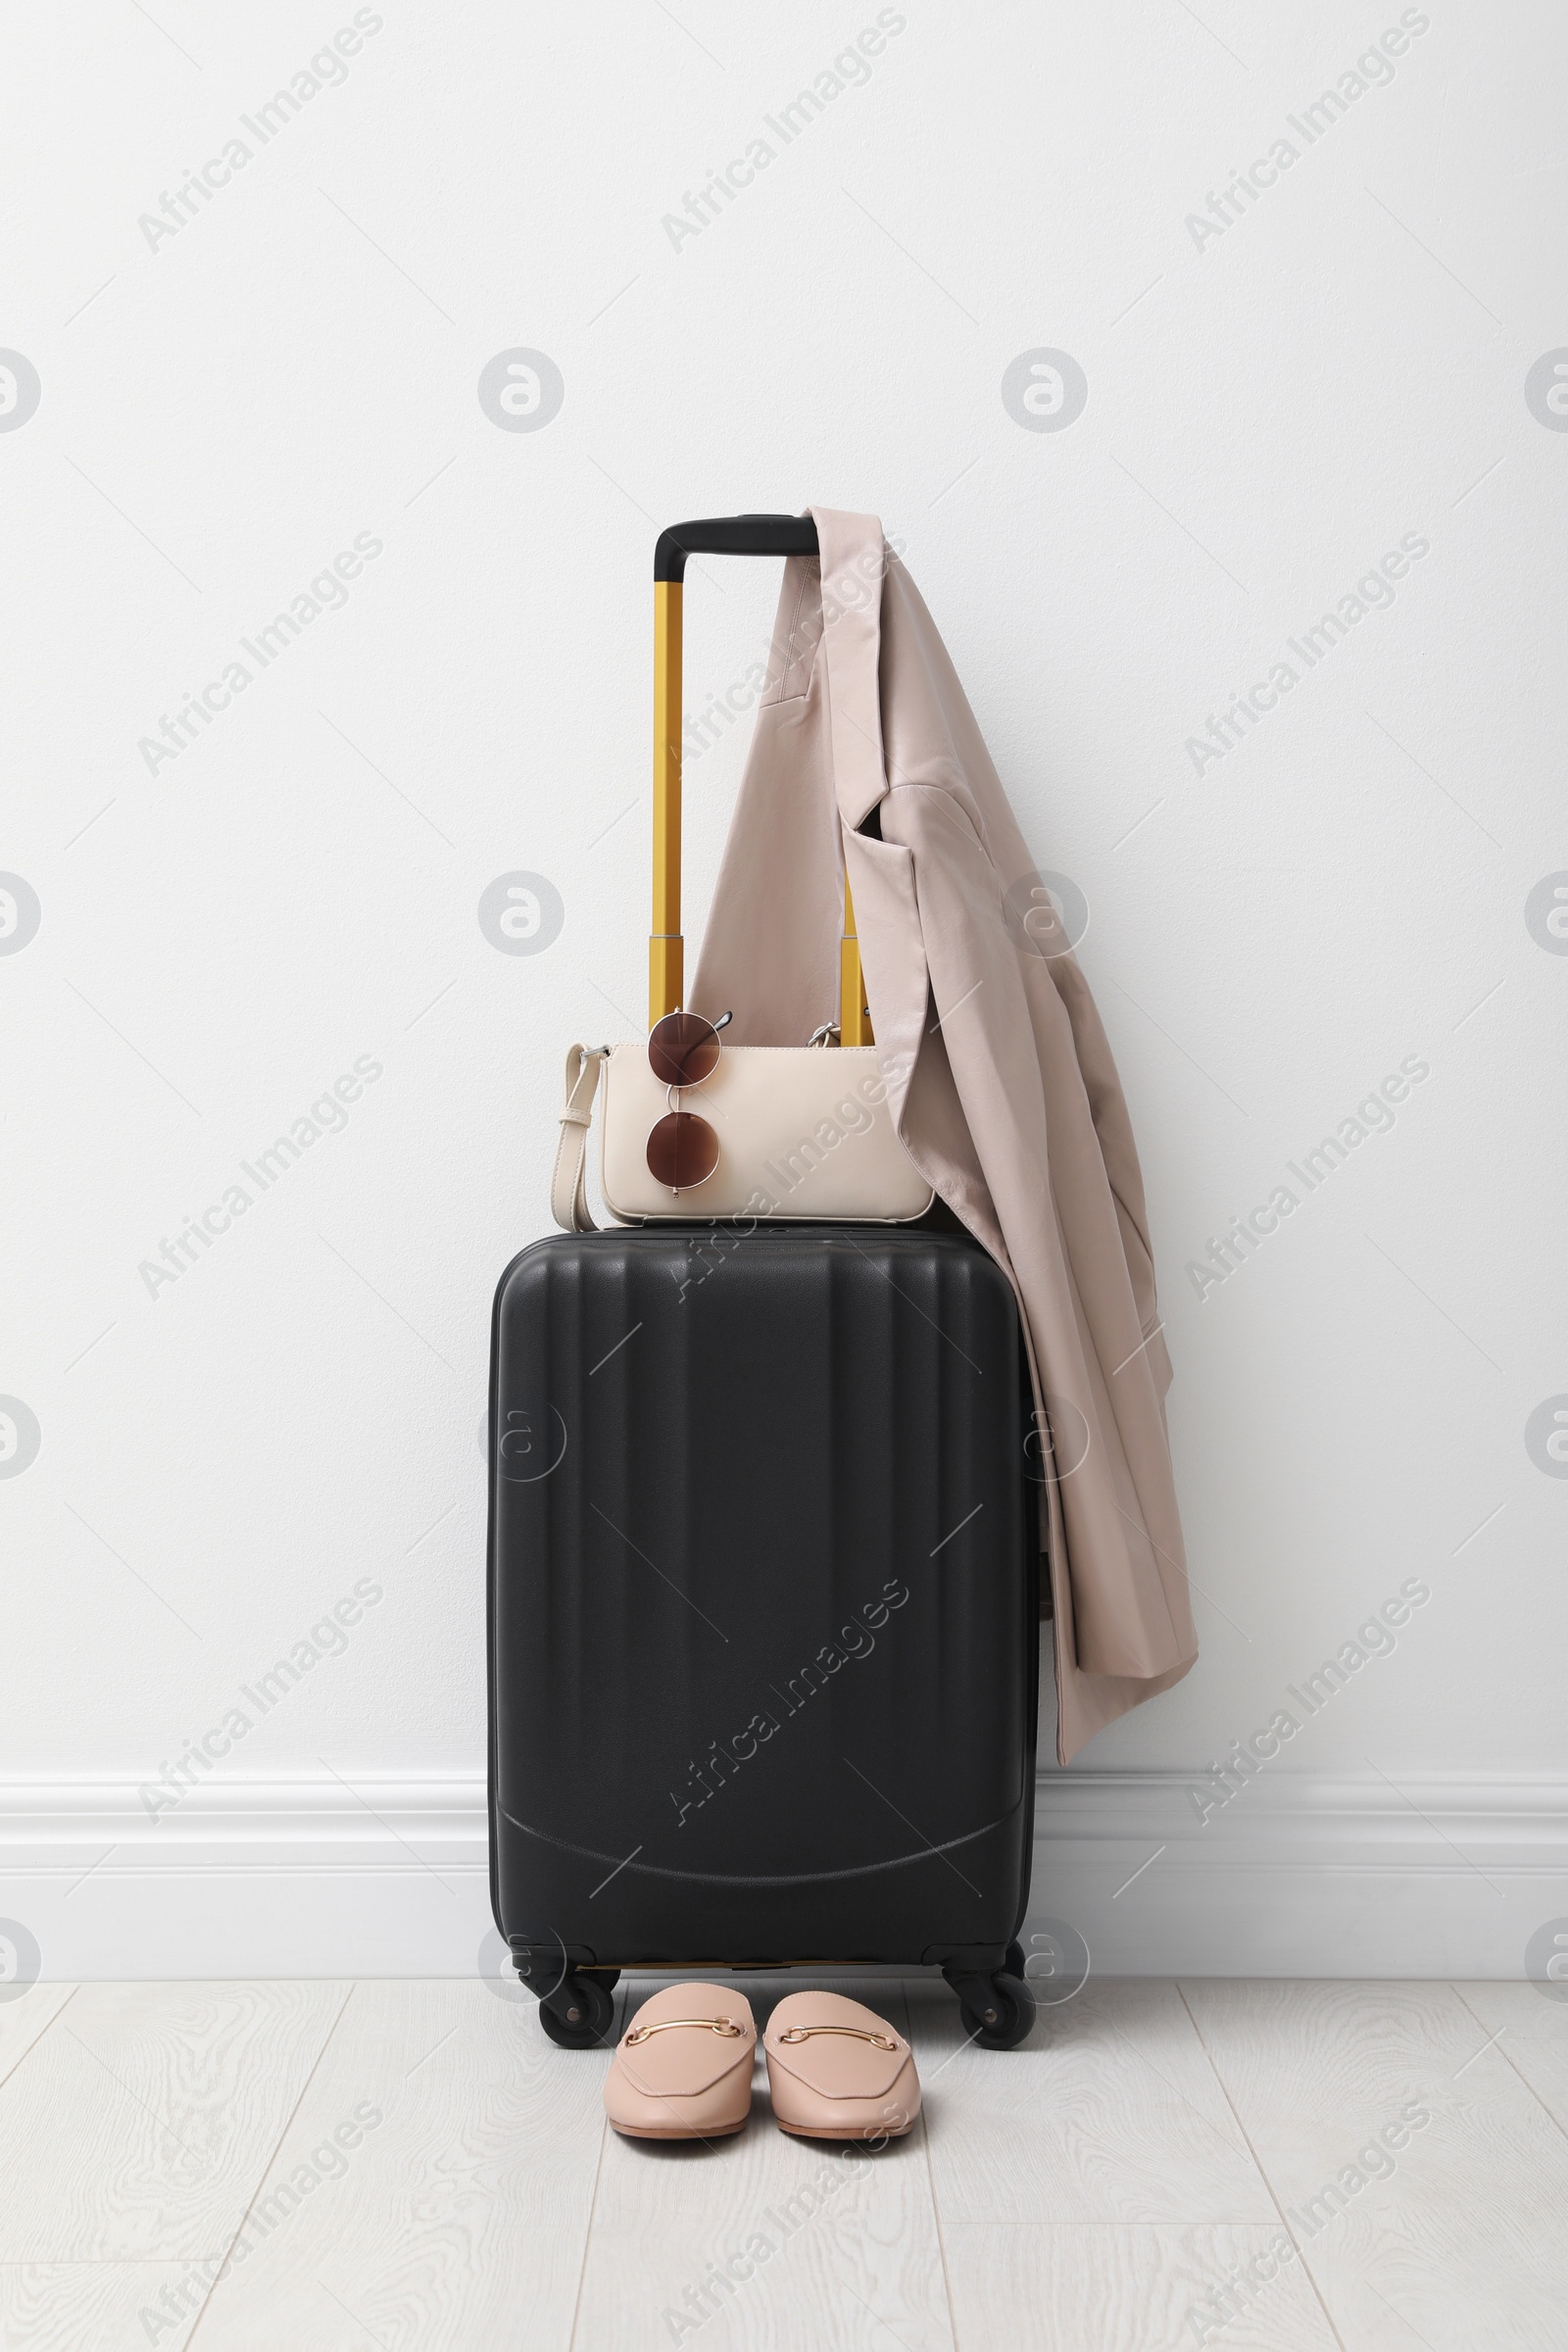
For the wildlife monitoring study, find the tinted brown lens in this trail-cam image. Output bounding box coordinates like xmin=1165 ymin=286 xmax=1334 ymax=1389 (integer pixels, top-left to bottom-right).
xmin=646 ymin=1110 xmax=720 ymax=1189
xmin=649 ymin=1010 xmax=721 ymax=1089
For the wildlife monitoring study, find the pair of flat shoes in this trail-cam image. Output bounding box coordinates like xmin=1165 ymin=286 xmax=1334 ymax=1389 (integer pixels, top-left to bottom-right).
xmin=604 ymin=1984 xmax=920 ymax=2142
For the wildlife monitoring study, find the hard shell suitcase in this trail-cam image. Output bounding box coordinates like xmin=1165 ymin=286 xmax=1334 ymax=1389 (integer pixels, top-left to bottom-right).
xmin=487 ymin=1221 xmax=1039 ymax=2047
xmin=485 ymin=514 xmax=1039 ymax=2047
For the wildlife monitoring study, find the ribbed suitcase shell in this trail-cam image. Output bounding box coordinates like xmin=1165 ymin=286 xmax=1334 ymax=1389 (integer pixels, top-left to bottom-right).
xmin=487 ymin=1225 xmax=1037 ymax=1971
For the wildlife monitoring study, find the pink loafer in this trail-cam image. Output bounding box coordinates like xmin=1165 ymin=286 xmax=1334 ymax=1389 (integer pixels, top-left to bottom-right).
xmin=604 ymin=1984 xmax=758 ymax=2140
xmin=762 ymin=1990 xmax=920 ymax=2140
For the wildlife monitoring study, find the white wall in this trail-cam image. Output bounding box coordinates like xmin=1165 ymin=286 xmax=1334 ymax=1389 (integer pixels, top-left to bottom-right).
xmin=3 ymin=0 xmax=1565 ymax=1982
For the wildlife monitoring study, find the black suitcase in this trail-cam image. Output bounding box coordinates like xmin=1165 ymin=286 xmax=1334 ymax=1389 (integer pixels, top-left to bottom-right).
xmin=487 ymin=1220 xmax=1040 ymax=2048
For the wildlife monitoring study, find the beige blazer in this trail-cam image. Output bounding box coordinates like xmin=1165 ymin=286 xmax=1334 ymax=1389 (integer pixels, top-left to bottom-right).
xmin=690 ymin=508 xmax=1197 ymax=1762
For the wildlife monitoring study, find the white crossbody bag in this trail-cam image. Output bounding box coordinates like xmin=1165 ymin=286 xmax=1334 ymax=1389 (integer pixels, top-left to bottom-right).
xmin=551 ymin=1038 xmax=934 ymax=1232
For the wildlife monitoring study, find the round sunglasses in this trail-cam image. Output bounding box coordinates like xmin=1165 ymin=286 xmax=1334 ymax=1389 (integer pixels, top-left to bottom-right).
xmin=645 ymin=1007 xmax=732 ymax=1191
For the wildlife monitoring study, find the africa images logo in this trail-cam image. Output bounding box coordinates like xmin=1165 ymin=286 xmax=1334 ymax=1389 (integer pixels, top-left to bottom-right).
xmin=137 ymin=534 xmax=384 ymax=778
xmin=135 ymin=12 xmax=386 ymax=255
xmin=0 ymin=874 xmax=42 ymax=954
xmin=1001 ymin=351 xmax=1088 ymax=433
xmin=1524 ymin=1396 xmax=1568 ymax=1480
xmin=477 ymin=873 xmax=564 ymax=954
xmin=476 ymin=350 xmax=564 ymax=432
xmin=0 ymin=1399 xmax=42 ymax=1480
xmin=1524 ymin=351 xmax=1568 ymax=432
xmin=0 ymin=351 xmax=41 ymax=432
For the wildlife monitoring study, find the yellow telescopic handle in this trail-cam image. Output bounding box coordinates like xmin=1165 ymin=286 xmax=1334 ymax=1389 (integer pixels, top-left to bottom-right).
xmin=650 ymin=578 xmax=684 ymax=1024
xmin=650 ymin=528 xmax=870 ymax=1043
xmin=839 ymin=876 xmax=871 ymax=1046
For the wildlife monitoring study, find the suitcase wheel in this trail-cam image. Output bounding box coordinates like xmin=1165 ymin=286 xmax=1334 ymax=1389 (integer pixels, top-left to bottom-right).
xmin=536 ymin=1970 xmax=616 ymax=2050
xmin=946 ymin=1967 xmax=1036 ymax=2052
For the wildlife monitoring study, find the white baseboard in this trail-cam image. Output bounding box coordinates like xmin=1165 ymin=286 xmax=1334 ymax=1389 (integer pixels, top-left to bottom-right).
xmin=0 ymin=1778 xmax=493 ymax=1984
xmin=2 ymin=1771 xmax=1563 ymax=1982
xmin=1031 ymin=1768 xmax=1568 ymax=1981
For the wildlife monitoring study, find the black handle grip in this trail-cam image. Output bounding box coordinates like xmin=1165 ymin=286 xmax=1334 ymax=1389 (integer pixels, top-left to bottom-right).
xmin=655 ymin=513 xmax=818 ymax=581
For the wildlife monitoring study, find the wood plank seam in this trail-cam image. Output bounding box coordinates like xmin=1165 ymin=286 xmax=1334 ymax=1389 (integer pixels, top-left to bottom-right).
xmin=0 ymin=1984 xmax=79 ymax=2094
xmin=1449 ymin=1982 xmax=1568 ymax=2150
xmin=564 ymin=1979 xmax=629 ymax=2352
xmin=1174 ymin=1983 xmax=1350 ymax=2352
xmin=180 ymin=1982 xmax=356 ymax=2349
xmin=909 ymin=1979 xmax=963 ymax=2352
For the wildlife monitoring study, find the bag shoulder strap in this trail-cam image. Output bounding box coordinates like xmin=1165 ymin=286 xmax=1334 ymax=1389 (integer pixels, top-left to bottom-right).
xmin=551 ymin=1044 xmax=606 ymax=1232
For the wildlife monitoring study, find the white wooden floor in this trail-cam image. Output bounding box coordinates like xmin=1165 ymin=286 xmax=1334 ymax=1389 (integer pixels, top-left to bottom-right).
xmin=3 ymin=1975 xmax=1566 ymax=2351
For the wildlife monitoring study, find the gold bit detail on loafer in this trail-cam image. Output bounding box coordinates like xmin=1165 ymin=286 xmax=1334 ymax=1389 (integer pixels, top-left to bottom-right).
xmin=623 ymin=2016 xmax=747 ymax=2045
xmin=776 ymin=2025 xmax=900 ymax=2049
